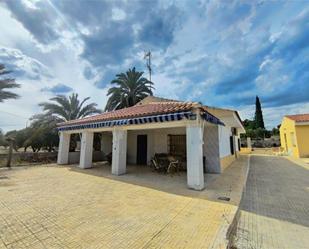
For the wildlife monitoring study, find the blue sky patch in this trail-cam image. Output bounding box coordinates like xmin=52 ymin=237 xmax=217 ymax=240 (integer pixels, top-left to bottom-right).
xmin=0 ymin=0 xmax=308 ymax=130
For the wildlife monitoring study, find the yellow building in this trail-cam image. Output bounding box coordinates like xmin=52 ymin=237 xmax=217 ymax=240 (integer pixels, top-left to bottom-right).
xmin=280 ymin=114 xmax=309 ymax=158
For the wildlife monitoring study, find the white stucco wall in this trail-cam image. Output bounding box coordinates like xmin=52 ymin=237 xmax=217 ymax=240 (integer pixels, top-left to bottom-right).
xmin=203 ymin=125 xmax=221 ymax=173
xmin=235 ymin=135 xmax=240 ymax=152
xmin=218 ymin=125 xmax=232 ymax=158
xmin=218 ymin=124 xmax=242 ymax=158
xmin=127 ymin=125 xmax=224 ymax=172
xmin=101 ymin=132 xmax=112 ymax=154
xmin=127 ymin=127 xmax=186 ymax=164
xmin=126 ymin=124 xmax=232 ymax=167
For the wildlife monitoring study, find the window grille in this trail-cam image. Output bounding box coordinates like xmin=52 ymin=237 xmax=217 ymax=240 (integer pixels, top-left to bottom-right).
xmin=168 ymin=135 xmax=186 ymax=156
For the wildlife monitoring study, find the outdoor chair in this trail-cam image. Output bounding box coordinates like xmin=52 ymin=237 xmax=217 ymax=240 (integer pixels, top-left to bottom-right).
xmin=167 ymin=155 xmax=180 ymax=175
xmin=150 ymin=154 xmax=168 ymax=173
xmin=106 ymin=152 xmax=112 ymax=164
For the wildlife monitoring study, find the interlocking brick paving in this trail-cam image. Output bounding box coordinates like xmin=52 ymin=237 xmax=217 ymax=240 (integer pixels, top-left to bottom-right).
xmin=0 ymin=158 xmax=248 ymax=249
xmin=235 ymin=155 xmax=309 ymax=249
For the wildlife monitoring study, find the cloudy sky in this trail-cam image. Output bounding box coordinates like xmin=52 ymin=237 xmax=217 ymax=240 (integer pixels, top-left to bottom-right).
xmin=0 ymin=0 xmax=308 ymax=132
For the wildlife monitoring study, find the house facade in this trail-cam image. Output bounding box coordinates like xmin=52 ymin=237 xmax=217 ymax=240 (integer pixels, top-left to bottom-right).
xmin=280 ymin=114 xmax=309 ymax=158
xmin=57 ymin=96 xmax=245 ymax=190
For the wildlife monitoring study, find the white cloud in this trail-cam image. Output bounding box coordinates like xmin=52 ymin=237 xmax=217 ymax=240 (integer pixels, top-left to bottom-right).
xmin=0 ymin=1 xmax=308 ymax=133
xmin=112 ymin=8 xmax=126 ymax=21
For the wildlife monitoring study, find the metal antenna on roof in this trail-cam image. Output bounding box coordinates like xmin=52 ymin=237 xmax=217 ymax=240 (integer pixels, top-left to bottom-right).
xmin=144 ymin=50 xmax=152 ymax=82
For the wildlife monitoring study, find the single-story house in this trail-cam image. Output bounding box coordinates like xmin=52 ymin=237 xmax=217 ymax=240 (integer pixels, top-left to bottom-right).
xmin=280 ymin=114 xmax=309 ymax=158
xmin=57 ymin=96 xmax=245 ymax=190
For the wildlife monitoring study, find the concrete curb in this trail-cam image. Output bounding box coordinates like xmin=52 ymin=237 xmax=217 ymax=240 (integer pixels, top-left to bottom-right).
xmin=226 ymin=155 xmax=251 ymax=248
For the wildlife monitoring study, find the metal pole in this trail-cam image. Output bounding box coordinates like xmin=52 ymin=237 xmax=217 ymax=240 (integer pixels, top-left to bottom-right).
xmin=148 ymin=52 xmax=151 ymax=82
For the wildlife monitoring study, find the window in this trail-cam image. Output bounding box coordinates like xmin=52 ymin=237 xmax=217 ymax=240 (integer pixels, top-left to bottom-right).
xmin=168 ymin=135 xmax=186 ymax=156
xmin=230 ymin=136 xmax=234 ymax=155
xmin=238 ymin=138 xmax=241 ymax=151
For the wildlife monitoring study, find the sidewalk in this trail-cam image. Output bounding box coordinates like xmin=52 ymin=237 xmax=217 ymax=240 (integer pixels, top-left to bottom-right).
xmin=285 ymin=156 xmax=309 ymax=170
xmin=233 ymin=155 xmax=309 ymax=249
xmin=206 ymin=155 xmax=250 ymax=248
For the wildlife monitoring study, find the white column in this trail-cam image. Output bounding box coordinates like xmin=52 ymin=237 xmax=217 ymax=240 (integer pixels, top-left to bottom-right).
xmin=79 ymin=131 xmax=94 ymax=169
xmin=186 ymin=124 xmax=204 ymax=190
xmin=112 ymin=129 xmax=127 ymax=175
xmin=247 ymin=137 xmax=252 ymax=149
xmin=57 ymin=132 xmax=70 ymax=164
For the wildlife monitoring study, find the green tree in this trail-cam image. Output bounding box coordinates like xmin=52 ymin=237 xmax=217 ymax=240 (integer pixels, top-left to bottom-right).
xmin=254 ymin=96 xmax=265 ymax=129
xmin=13 ymin=128 xmax=32 ymax=151
xmin=5 ymin=130 xmax=18 ymax=150
xmin=24 ymin=115 xmax=59 ymax=152
xmin=243 ymin=119 xmax=255 ymax=130
xmin=0 ymin=64 xmax=20 ymax=102
xmin=105 ymin=67 xmax=154 ymax=111
xmin=39 ymin=93 xmax=101 ymax=151
xmin=39 ymin=93 xmax=101 ymax=122
xmin=271 ymin=127 xmax=280 ymax=136
xmin=0 ymin=129 xmax=8 ymax=148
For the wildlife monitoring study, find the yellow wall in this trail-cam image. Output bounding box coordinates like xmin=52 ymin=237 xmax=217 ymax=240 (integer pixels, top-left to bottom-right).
xmin=295 ymin=125 xmax=309 ymax=157
xmin=280 ymin=117 xmax=309 ymax=158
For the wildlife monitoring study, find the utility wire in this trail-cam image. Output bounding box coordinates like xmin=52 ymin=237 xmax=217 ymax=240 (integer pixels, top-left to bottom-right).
xmin=0 ymin=110 xmax=29 ymax=119
xmin=0 ymin=124 xmax=24 ymax=126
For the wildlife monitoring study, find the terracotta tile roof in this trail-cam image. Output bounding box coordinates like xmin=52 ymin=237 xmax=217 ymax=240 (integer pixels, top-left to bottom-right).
xmin=136 ymin=96 xmax=180 ymax=105
xmin=58 ymin=101 xmax=199 ymax=127
xmin=286 ymin=114 xmax=309 ymax=123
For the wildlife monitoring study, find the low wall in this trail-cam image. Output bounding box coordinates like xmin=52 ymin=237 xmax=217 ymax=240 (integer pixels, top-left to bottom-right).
xmin=0 ymin=152 xmax=58 ymax=166
xmin=240 ymin=147 xmax=252 ymax=154
xmin=68 ymin=151 xmax=105 ymax=164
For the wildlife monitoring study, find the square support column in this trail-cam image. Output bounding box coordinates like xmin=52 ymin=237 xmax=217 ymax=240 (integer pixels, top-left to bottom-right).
xmin=57 ymin=132 xmax=70 ymax=164
xmin=186 ymin=124 xmax=204 ymax=190
xmin=247 ymin=137 xmax=252 ymax=149
xmin=112 ymin=129 xmax=127 ymax=175
xmin=79 ymin=131 xmax=94 ymax=169
xmin=204 ymin=125 xmax=221 ymax=173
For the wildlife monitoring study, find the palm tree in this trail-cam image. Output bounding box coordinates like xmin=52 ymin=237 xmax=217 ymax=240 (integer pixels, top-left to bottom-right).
xmin=39 ymin=93 xmax=101 ymax=122
xmin=0 ymin=64 xmax=20 ymax=102
xmin=39 ymin=93 xmax=102 ymax=151
xmin=105 ymin=67 xmax=154 ymax=111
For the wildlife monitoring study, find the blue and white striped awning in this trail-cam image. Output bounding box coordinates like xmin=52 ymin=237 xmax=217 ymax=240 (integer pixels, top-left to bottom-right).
xmin=57 ymin=111 xmax=224 ymax=132
xmin=202 ymin=112 xmax=225 ymax=126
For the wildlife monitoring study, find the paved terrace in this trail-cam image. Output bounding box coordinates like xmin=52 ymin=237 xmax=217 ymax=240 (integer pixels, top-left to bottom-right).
xmin=0 ymin=156 xmax=248 ymax=249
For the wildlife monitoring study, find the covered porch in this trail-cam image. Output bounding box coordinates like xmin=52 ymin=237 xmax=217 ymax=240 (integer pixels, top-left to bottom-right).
xmin=57 ymin=113 xmax=223 ymax=191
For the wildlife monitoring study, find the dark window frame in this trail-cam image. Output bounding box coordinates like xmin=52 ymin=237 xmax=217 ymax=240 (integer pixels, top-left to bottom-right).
xmin=168 ymin=134 xmax=186 ymax=156
xmin=230 ymin=136 xmax=234 ymax=155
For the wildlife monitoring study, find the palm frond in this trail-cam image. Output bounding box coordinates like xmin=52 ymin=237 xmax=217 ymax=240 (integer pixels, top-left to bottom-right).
xmin=39 ymin=93 xmax=101 ymax=122
xmin=0 ymin=65 xmax=20 ymax=102
xmin=105 ymin=67 xmax=153 ymax=111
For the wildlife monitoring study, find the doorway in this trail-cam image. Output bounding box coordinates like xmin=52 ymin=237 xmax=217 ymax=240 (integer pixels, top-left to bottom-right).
xmin=136 ymin=135 xmax=147 ymax=165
